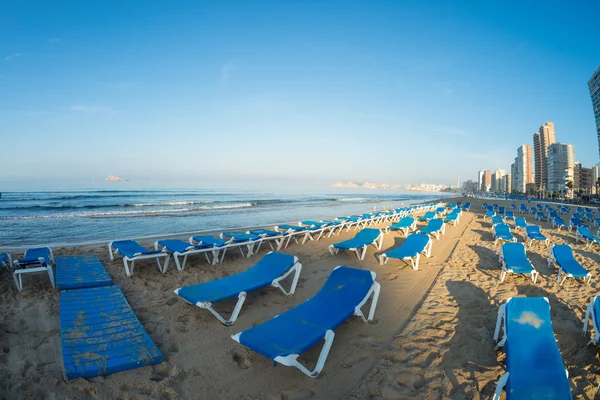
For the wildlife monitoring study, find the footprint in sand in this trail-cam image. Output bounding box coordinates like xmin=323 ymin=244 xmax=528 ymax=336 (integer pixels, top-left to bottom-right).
xmin=150 ymin=363 xmax=178 ymax=382
xmin=280 ymin=389 xmax=315 ymax=400
xmin=232 ymin=350 xmax=251 ymax=369
xmin=166 ymin=298 xmax=178 ymax=306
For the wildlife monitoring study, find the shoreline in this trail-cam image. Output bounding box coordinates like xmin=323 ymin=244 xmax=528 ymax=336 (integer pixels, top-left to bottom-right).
xmin=1 ymin=196 xmax=455 ymax=251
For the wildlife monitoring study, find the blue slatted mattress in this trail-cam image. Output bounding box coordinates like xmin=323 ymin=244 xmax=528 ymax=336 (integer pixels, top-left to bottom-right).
xmin=60 ymin=285 xmax=163 ymax=380
xmin=56 ymin=255 xmax=112 ymax=289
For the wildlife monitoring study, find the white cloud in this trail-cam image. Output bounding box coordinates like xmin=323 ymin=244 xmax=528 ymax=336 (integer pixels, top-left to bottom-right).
xmin=4 ymin=53 xmax=21 ymax=61
xmin=433 ymin=126 xmax=470 ymax=137
xmin=220 ymin=61 xmax=235 ymax=84
xmin=69 ymin=105 xmax=116 ymax=115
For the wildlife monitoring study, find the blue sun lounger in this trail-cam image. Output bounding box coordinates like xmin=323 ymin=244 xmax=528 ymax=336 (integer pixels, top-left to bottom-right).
xmin=416 ymin=218 xmax=445 ymax=240
xmin=0 ymin=252 xmax=11 ymax=269
xmin=584 ymin=297 xmax=600 ymax=345
xmin=492 ymin=297 xmax=571 ymax=400
xmin=231 ymin=266 xmax=380 ymax=378
xmin=444 ymin=211 xmax=460 ymax=226
xmin=108 ymin=240 xmax=170 ymax=277
xmin=513 ymin=217 xmax=527 ymax=230
xmin=247 ymin=228 xmax=287 ymax=250
xmin=328 ymin=228 xmax=383 ymax=260
xmin=60 ymin=285 xmax=163 ymax=380
xmin=575 ymin=227 xmax=600 ymax=249
xmin=462 ymin=202 xmax=471 ymax=211
xmin=484 ymin=210 xmax=496 ymax=220
xmin=12 ymin=247 xmax=56 ymax=292
xmin=274 ymin=225 xmax=312 ymax=246
xmin=384 ymin=217 xmax=416 ymax=236
xmin=493 ymin=224 xmax=516 ymax=245
xmin=491 ymin=215 xmax=504 ymax=226
xmin=154 ymin=239 xmax=217 ymax=270
xmin=174 ymin=252 xmax=301 ymax=325
xmin=378 ymin=233 xmax=432 ymax=270
xmin=547 ymin=244 xmax=591 ymax=285
xmin=552 ymin=216 xmax=571 ymax=231
xmin=570 ymin=217 xmax=588 ymax=231
xmin=505 ymin=211 xmax=514 ymax=220
xmin=498 ymin=242 xmax=539 ymax=283
xmin=56 ymin=255 xmax=112 ymax=290
xmin=418 ymin=211 xmax=436 ymax=222
xmin=524 ymin=225 xmax=549 ymax=247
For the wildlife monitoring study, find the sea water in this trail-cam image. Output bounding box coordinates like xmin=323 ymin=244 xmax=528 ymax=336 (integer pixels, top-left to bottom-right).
xmin=0 ymin=189 xmax=454 ymax=247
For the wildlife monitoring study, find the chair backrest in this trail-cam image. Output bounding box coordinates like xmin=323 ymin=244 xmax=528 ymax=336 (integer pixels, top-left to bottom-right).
xmin=503 ymin=297 xmax=571 ymax=398
xmin=502 ymin=242 xmax=528 ymax=263
xmin=355 ymin=228 xmax=382 ymax=243
xmin=525 ymin=225 xmax=541 ymax=235
xmin=552 ymin=244 xmax=575 ymax=262
xmin=426 ymin=218 xmax=444 ymax=231
xmin=578 ymin=227 xmax=593 ymax=238
xmin=404 ymin=233 xmax=430 ymax=250
xmin=396 ymin=217 xmax=415 ymax=227
xmin=494 ymin=223 xmax=512 ymax=236
xmin=515 ymin=217 xmax=526 ymax=226
xmin=492 ymin=216 xmax=504 ymax=225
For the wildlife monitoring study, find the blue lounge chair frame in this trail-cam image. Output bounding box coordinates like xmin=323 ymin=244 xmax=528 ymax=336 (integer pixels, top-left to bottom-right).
xmin=109 ymin=240 xmax=170 ymax=277
xmin=231 ymin=266 xmax=380 ymax=378
xmin=174 ymin=252 xmax=302 ymax=325
xmin=379 ymin=233 xmax=432 ymax=270
xmin=583 ymin=296 xmax=600 ymax=345
xmin=498 ymin=243 xmax=539 ymax=283
xmin=274 ymin=225 xmax=312 ymax=247
xmin=12 ymin=247 xmax=56 ymax=292
xmin=547 ymin=244 xmax=592 ymax=285
xmin=247 ymin=228 xmax=287 ymax=251
xmin=576 ymin=227 xmax=600 ymax=249
xmin=328 ymin=228 xmax=383 ymax=260
xmin=384 ymin=217 xmax=416 ymax=236
xmin=513 ymin=217 xmax=527 ymax=230
xmin=416 ymin=218 xmax=445 ymax=240
xmin=155 ymin=239 xmax=217 ymax=271
xmin=493 ymin=224 xmax=516 ymax=245
xmin=524 ymin=225 xmax=549 ymax=248
xmin=492 ymin=297 xmax=571 ymax=399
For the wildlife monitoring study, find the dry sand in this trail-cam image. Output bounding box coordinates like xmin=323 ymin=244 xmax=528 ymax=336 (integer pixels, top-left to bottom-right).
xmin=1 ymin=197 xmax=599 ymax=399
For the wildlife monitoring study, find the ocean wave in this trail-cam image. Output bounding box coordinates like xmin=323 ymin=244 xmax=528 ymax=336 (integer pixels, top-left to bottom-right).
xmin=0 ymin=202 xmax=255 ymax=220
xmin=337 ymin=197 xmax=368 ymax=202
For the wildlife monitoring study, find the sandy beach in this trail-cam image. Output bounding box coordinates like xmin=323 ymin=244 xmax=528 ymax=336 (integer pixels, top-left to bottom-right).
xmin=1 ymin=197 xmax=599 ymax=399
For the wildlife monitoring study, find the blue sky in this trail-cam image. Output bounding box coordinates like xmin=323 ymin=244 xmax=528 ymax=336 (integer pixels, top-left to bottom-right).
xmin=1 ymin=1 xmax=599 ymax=190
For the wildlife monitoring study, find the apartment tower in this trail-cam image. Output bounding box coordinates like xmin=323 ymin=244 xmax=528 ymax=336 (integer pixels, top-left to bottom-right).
xmin=533 ymin=122 xmax=556 ymax=190
xmin=547 ymin=142 xmax=574 ymax=192
xmin=589 ymin=67 xmax=600 ymax=158
xmin=511 ymin=145 xmax=533 ymax=193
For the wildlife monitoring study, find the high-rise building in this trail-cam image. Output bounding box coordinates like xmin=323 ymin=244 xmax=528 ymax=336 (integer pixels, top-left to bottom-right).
xmin=593 ymin=165 xmax=599 ymax=194
xmin=573 ymin=162 xmax=593 ymax=195
xmin=478 ymin=170 xmax=484 ymax=191
xmin=511 ymin=145 xmax=533 ymax=193
xmin=483 ymin=170 xmax=492 ymax=192
xmin=533 ymin=122 xmax=556 ymax=190
xmin=504 ymin=174 xmax=512 ymax=193
xmin=547 ymin=142 xmax=574 ymax=193
xmin=588 ymin=67 xmax=600 ymax=158
xmin=494 ymin=169 xmax=506 ymax=192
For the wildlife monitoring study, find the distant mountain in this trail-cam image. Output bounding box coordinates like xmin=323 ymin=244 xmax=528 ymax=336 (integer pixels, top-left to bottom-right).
xmin=331 ymin=181 xmax=404 ymax=190
xmin=106 ymin=175 xmax=126 ymax=182
xmin=331 ymin=181 xmax=361 ymax=188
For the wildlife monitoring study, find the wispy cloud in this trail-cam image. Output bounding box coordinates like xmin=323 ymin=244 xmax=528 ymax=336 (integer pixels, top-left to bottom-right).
xmin=48 ymin=38 xmax=61 ymax=44
xmin=4 ymin=53 xmax=21 ymax=61
xmin=69 ymin=105 xmax=116 ymax=115
xmin=220 ymin=61 xmax=235 ymax=84
xmin=433 ymin=126 xmax=470 ymax=137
